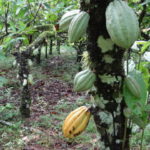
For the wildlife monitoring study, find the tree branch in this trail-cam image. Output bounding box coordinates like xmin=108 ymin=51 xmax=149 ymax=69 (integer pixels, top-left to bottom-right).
xmin=0 ymin=24 xmax=54 ymax=41
xmin=4 ymin=3 xmax=9 ymax=34
xmin=139 ymin=0 xmax=147 ymax=25
xmin=27 ymin=3 xmax=42 ymax=27
xmin=0 ymin=33 xmax=9 ymax=40
xmin=141 ymin=31 xmax=150 ymax=40
xmin=0 ymin=120 xmax=14 ymax=127
xmin=27 ymin=0 xmax=34 ymax=17
xmin=26 ymin=31 xmax=55 ymax=55
xmin=0 ymin=3 xmax=10 ymax=40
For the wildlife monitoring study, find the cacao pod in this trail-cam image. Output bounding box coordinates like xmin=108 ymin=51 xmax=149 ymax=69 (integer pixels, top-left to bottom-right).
xmin=62 ymin=106 xmax=91 ymax=138
xmin=105 ymin=0 xmax=140 ymax=48
xmin=68 ymin=11 xmax=90 ymax=43
xmin=125 ymin=76 xmax=141 ymax=98
xmin=123 ymin=108 xmax=132 ymax=118
xmin=59 ymin=10 xmax=80 ymax=31
xmin=74 ymin=69 xmax=96 ymax=92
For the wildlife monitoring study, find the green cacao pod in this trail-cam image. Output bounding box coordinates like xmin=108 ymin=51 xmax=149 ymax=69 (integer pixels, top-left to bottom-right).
xmin=125 ymin=76 xmax=141 ymax=98
xmin=123 ymin=108 xmax=132 ymax=118
xmin=74 ymin=69 xmax=96 ymax=92
xmin=59 ymin=10 xmax=80 ymax=31
xmin=68 ymin=11 xmax=90 ymax=43
xmin=105 ymin=0 xmax=140 ymax=48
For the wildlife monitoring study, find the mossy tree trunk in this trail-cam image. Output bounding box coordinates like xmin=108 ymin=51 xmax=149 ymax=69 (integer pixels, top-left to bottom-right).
xmin=19 ymin=51 xmax=31 ymax=118
xmin=13 ymin=31 xmax=55 ymax=118
xmin=80 ymin=0 xmax=131 ymax=149
xmin=14 ymin=51 xmax=31 ymax=118
xmin=45 ymin=39 xmax=48 ymax=58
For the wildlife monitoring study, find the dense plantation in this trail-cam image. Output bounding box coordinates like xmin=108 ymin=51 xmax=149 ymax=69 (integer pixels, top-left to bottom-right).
xmin=0 ymin=0 xmax=150 ymax=149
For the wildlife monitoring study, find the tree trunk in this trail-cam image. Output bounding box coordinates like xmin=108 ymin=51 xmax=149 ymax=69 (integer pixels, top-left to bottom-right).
xmin=49 ymin=39 xmax=53 ymax=55
xmin=80 ymin=0 xmax=131 ymax=149
xmin=45 ymin=40 xmax=48 ymax=59
xmin=14 ymin=51 xmax=31 ymax=118
xmin=36 ymin=46 xmax=41 ymax=64
xmin=56 ymin=38 xmax=60 ymax=55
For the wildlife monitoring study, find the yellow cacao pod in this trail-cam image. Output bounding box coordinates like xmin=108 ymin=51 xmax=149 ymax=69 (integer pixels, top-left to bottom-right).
xmin=62 ymin=106 xmax=91 ymax=138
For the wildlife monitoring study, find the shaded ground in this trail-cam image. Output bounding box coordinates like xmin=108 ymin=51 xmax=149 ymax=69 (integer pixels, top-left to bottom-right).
xmin=0 ymin=54 xmax=98 ymax=150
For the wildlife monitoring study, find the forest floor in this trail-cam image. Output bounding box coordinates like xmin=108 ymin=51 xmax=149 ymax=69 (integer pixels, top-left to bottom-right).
xmin=0 ymin=47 xmax=150 ymax=150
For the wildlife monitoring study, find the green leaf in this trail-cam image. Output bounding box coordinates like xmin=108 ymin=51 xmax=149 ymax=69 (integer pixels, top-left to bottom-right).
xmin=5 ymin=103 xmax=14 ymax=109
xmin=123 ymin=70 xmax=147 ymax=108
xmin=43 ymin=3 xmax=50 ymax=9
xmin=138 ymin=62 xmax=150 ymax=89
xmin=141 ymin=42 xmax=150 ymax=54
xmin=131 ymin=112 xmax=148 ymax=128
xmin=145 ymin=104 xmax=150 ymax=112
xmin=0 ymin=76 xmax=8 ymax=87
xmin=136 ymin=41 xmax=150 ymax=54
xmin=123 ymin=70 xmax=149 ymax=128
xmin=0 ymin=106 xmax=5 ymax=113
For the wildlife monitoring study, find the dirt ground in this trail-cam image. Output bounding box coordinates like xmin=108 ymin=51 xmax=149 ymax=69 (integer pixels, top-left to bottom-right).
xmin=0 ymin=55 xmax=149 ymax=150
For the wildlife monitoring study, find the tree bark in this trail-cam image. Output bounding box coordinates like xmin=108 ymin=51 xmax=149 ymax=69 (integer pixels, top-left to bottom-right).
xmin=56 ymin=38 xmax=60 ymax=55
xmin=49 ymin=39 xmax=53 ymax=55
xmin=45 ymin=40 xmax=48 ymax=59
xmin=80 ymin=0 xmax=131 ymax=149
xmin=36 ymin=46 xmax=41 ymax=64
xmin=12 ymin=31 xmax=55 ymax=118
xmin=14 ymin=51 xmax=31 ymax=118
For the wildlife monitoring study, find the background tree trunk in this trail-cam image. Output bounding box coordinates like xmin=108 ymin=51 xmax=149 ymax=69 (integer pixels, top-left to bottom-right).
xmin=45 ymin=40 xmax=48 ymax=58
xmin=80 ymin=0 xmax=131 ymax=149
xmin=56 ymin=38 xmax=60 ymax=55
xmin=36 ymin=46 xmax=42 ymax=64
xmin=14 ymin=51 xmax=31 ymax=118
xmin=49 ymin=39 xmax=53 ymax=55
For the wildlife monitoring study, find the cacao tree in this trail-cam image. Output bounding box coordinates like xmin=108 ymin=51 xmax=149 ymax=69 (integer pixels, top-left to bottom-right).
xmin=78 ymin=1 xmax=131 ymax=149
xmin=0 ymin=0 xmax=68 ymax=118
xmin=60 ymin=0 xmax=149 ymax=149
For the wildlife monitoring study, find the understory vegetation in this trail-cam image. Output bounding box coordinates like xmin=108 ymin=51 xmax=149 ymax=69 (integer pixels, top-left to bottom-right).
xmin=0 ymin=0 xmax=150 ymax=149
xmin=0 ymin=48 xmax=150 ymax=150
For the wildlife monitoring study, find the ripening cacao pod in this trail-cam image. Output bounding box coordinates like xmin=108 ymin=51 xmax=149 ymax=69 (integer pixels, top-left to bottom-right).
xmin=59 ymin=9 xmax=80 ymax=31
xmin=68 ymin=11 xmax=90 ymax=43
xmin=105 ymin=0 xmax=140 ymax=48
xmin=74 ymin=69 xmax=96 ymax=92
xmin=124 ymin=76 xmax=141 ymax=98
xmin=62 ymin=106 xmax=91 ymax=138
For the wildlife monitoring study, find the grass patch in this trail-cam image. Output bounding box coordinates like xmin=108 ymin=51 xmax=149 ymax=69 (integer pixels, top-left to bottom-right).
xmin=0 ymin=48 xmax=150 ymax=149
xmin=33 ymin=114 xmax=52 ymax=128
xmin=0 ymin=52 xmax=15 ymax=70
